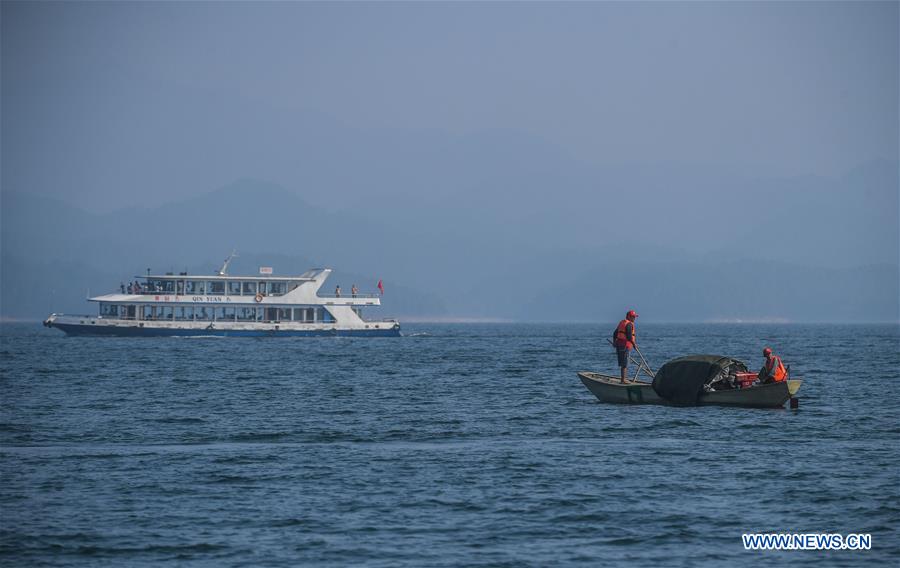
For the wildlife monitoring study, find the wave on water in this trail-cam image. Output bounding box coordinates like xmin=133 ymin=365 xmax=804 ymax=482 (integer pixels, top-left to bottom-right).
xmin=147 ymin=417 xmax=206 ymax=424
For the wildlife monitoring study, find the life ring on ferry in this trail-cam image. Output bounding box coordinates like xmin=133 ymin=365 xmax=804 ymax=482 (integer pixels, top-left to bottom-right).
xmin=255 ymin=293 xmax=263 ymax=303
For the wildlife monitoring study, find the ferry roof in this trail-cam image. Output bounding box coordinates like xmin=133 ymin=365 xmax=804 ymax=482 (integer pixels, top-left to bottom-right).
xmin=141 ymin=268 xmax=328 ymax=282
xmin=142 ymin=274 xmax=315 ymax=282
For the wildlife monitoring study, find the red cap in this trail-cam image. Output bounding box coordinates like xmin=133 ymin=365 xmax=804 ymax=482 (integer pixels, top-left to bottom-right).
xmin=626 ymin=310 xmax=638 ymax=320
xmin=763 ymin=347 xmax=772 ymax=357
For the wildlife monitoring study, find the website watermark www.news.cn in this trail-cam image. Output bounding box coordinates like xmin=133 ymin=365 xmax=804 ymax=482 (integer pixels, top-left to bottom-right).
xmin=742 ymin=533 xmax=871 ymax=551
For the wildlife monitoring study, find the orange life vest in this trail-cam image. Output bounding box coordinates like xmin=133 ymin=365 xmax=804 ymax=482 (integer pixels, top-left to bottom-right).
xmin=766 ymin=355 xmax=787 ymax=382
xmin=613 ymin=319 xmax=635 ymax=349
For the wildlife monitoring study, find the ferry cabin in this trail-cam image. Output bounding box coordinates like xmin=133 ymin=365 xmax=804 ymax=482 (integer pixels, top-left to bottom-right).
xmin=101 ymin=303 xmax=346 ymax=325
xmin=106 ymin=274 xmax=355 ymax=324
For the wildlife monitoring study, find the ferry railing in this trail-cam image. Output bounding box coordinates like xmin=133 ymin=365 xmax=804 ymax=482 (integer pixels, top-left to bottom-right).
xmin=320 ymin=293 xmax=382 ymax=299
xmin=111 ymin=287 xmax=386 ymax=299
xmin=91 ymin=315 xmax=398 ymax=326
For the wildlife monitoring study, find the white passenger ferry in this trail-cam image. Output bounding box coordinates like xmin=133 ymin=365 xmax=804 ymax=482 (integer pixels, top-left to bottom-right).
xmin=43 ymin=256 xmax=400 ymax=337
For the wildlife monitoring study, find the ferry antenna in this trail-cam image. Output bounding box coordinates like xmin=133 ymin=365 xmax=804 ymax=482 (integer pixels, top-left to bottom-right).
xmin=218 ymin=249 xmax=239 ymax=276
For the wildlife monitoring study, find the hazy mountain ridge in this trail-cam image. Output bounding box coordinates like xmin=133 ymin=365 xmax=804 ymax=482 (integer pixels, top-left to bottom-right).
xmin=523 ymin=259 xmax=898 ymax=323
xmin=2 ymin=157 xmax=897 ymax=322
xmin=0 ymin=184 xmax=446 ymax=319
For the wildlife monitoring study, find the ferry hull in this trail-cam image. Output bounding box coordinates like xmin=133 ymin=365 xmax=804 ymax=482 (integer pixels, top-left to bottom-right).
xmin=45 ymin=317 xmax=401 ymax=338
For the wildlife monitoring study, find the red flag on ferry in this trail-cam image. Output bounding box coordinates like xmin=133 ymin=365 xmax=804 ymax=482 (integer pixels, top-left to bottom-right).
xmin=377 ymin=279 xmax=384 ymax=295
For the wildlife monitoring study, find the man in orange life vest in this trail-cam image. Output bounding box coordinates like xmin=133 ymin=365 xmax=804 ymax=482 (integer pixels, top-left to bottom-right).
xmin=759 ymin=347 xmax=787 ymax=383
xmin=612 ymin=310 xmax=638 ymax=383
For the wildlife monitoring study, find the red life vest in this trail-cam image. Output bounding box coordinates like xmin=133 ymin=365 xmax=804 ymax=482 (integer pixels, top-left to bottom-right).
xmin=613 ymin=319 xmax=635 ymax=349
xmin=766 ymin=355 xmax=787 ymax=382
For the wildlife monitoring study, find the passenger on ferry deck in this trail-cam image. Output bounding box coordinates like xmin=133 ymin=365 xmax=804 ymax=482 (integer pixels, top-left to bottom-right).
xmin=335 ymin=285 xmax=341 ymax=297
xmin=351 ymin=284 xmax=358 ymax=298
xmin=120 ymin=282 xmax=126 ymax=294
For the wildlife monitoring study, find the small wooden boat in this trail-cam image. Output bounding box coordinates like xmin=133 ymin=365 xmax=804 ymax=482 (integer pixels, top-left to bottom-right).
xmin=578 ymin=372 xmax=801 ymax=408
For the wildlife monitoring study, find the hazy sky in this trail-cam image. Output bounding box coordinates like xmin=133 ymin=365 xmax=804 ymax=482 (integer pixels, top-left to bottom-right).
xmin=3 ymin=1 xmax=897 ymax=212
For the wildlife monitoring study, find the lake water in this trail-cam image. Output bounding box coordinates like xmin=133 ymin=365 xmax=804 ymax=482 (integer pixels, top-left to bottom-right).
xmin=1 ymin=323 xmax=898 ymax=566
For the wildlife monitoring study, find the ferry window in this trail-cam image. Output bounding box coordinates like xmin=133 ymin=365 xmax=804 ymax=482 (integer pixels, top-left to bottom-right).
xmin=216 ymin=307 xmax=235 ymax=321
xmin=176 ymin=280 xmax=184 ymax=295
xmin=320 ymin=308 xmax=334 ymax=323
xmin=237 ymin=307 xmax=255 ymax=321
xmin=258 ymin=282 xmax=267 ymax=296
xmin=293 ymin=308 xmax=305 ymax=322
xmin=264 ymin=308 xmax=278 ymax=322
xmin=142 ymin=305 xmax=153 ymax=319
xmin=126 ymin=306 xmax=136 ymax=319
xmin=160 ymin=306 xmax=174 ymax=320
xmin=175 ymin=306 xmax=193 ymax=321
xmin=101 ymin=304 xmax=116 ymax=316
xmin=196 ymin=307 xmax=213 ymax=320
xmin=269 ymin=282 xmax=287 ymax=296
xmin=242 ymin=281 xmax=257 ymax=295
xmin=228 ymin=281 xmax=241 ymax=295
xmin=208 ymin=281 xmax=225 ymax=295
xmin=277 ymin=308 xmax=292 ymax=321
xmin=163 ymin=280 xmax=175 ymax=293
xmin=185 ymin=281 xmax=206 ymax=295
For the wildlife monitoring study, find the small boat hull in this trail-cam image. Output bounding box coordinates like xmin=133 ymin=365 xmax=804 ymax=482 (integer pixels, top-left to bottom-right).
xmin=578 ymin=372 xmax=801 ymax=409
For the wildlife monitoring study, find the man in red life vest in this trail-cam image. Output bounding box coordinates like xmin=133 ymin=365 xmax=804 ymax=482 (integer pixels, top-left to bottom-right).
xmin=612 ymin=310 xmax=638 ymax=383
xmin=759 ymin=347 xmax=787 ymax=383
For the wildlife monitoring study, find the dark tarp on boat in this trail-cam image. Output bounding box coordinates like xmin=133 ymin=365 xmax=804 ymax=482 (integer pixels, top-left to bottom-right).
xmin=651 ymin=355 xmax=748 ymax=404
